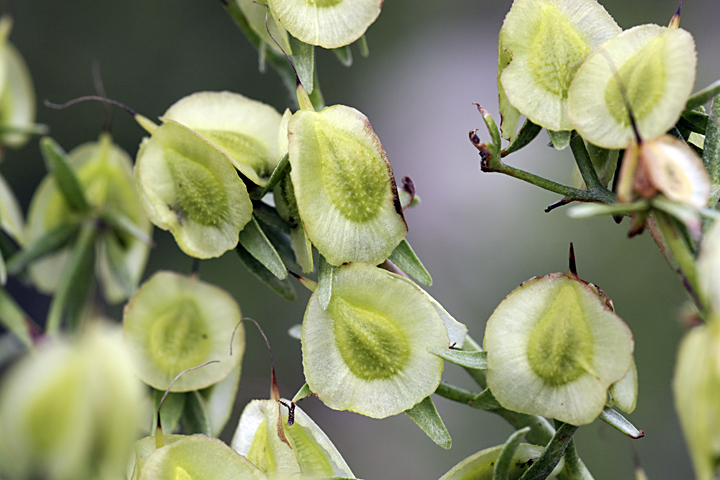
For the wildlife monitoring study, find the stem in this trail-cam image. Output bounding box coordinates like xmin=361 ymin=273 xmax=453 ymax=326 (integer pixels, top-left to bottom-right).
xmin=518 ymin=423 xmax=580 ymax=480
xmin=570 ymin=135 xmax=603 ymax=191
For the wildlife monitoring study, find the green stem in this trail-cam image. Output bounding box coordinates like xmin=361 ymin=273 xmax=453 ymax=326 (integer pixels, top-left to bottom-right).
xmin=518 ymin=423 xmax=580 ymax=480
xmin=570 ymin=135 xmax=603 ymax=191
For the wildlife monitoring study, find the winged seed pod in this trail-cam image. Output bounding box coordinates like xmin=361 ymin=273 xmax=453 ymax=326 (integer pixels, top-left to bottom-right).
xmin=134 ymin=119 xmax=252 ymax=258
xmin=269 ymin=0 xmax=381 ymax=49
xmin=288 ymin=104 xmax=407 ymax=266
xmin=567 ymin=24 xmax=697 ymax=149
xmin=231 ymin=399 xmax=355 ymax=478
xmin=484 ymin=273 xmax=634 ymax=426
xmin=439 ymin=444 xmax=563 ymax=480
xmin=26 ymin=133 xmax=151 ymax=303
xmin=498 ymin=0 xmax=620 ymax=136
xmin=0 ymin=323 xmax=146 ymax=480
xmin=123 ymin=271 xmax=244 ymax=392
xmin=301 ymin=262 xmax=451 ymax=418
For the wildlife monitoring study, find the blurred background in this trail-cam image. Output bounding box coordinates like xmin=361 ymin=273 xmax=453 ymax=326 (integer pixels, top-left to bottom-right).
xmin=3 ymin=0 xmax=720 ymax=478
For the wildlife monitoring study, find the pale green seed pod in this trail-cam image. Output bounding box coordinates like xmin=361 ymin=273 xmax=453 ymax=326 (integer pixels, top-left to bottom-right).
xmin=301 ymin=263 xmax=449 ymax=418
xmin=568 ymin=25 xmax=697 ymax=149
xmin=231 ymin=399 xmax=355 ymax=478
xmin=134 ymin=120 xmax=252 ymax=258
xmin=698 ymin=219 xmax=720 ymax=312
xmin=498 ymin=0 xmax=621 ymax=133
xmin=484 ymin=273 xmax=634 ymax=426
xmin=288 ymin=105 xmax=407 ymax=266
xmin=0 ymin=323 xmax=147 ymax=480
xmin=673 ymin=322 xmax=720 ymax=480
xmin=123 ymin=271 xmax=245 ymax=392
xmin=269 ymin=0 xmax=381 ymax=49
xmin=439 ymin=444 xmax=563 ymax=480
xmin=26 ymin=133 xmax=151 ymax=303
xmin=235 ymin=0 xmax=292 ymax=55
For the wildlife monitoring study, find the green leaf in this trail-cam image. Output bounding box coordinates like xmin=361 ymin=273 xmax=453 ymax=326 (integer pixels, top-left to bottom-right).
xmin=102 ymin=232 xmax=136 ymax=298
xmin=236 ymin=243 xmax=297 ymax=301
xmin=547 ymin=130 xmax=571 ymax=151
xmin=599 ymin=407 xmax=645 ymax=439
xmin=404 ymin=396 xmax=451 ymax=449
xmin=292 ymin=382 xmax=313 ymax=403
xmin=239 ymin=216 xmax=287 ymax=279
xmin=253 ymin=201 xmax=291 ymax=234
xmin=6 ymin=221 xmax=79 ymax=276
xmin=686 ymin=80 xmax=720 ymax=112
xmin=39 ymin=137 xmax=90 ymax=213
xmin=431 ymin=348 xmax=487 ymax=370
xmin=680 ymin=109 xmax=708 ymax=135
xmin=333 ymin=45 xmax=353 ymax=67
xmin=152 ymin=389 xmax=186 ymax=435
xmin=251 ymin=152 xmax=290 ymax=201
xmin=358 ymin=35 xmax=369 ymax=57
xmin=182 ymin=390 xmax=211 ymax=435
xmin=62 ymin=229 xmax=97 ymax=332
xmin=704 ymin=96 xmax=720 ymax=205
xmin=100 ymin=209 xmax=153 ymax=246
xmin=317 ymin=254 xmax=333 ymax=310
xmin=288 ymin=35 xmax=315 ymax=94
xmin=471 ymin=388 xmax=502 ymax=411
xmin=493 ymin=427 xmax=531 ymax=480
xmin=501 ymin=119 xmax=542 ymax=156
xmin=200 ymin=363 xmax=242 ymax=436
xmin=388 ymin=239 xmax=432 ymax=286
xmin=517 ymin=423 xmax=578 ymax=480
xmin=0 ymin=286 xmax=33 ymax=350
xmin=0 ymin=171 xmax=25 ymax=245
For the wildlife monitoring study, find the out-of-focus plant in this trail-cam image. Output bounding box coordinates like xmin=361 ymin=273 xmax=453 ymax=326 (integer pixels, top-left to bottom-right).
xmin=0 ymin=0 xmax=718 ymax=479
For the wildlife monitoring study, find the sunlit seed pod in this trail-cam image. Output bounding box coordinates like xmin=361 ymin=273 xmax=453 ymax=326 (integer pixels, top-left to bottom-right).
xmin=162 ymin=91 xmax=283 ymax=186
xmin=301 ymin=263 xmax=448 ymax=419
xmin=439 ymin=444 xmax=563 ymax=480
xmin=0 ymin=323 xmax=147 ymax=480
xmin=135 ymin=119 xmax=252 ymax=258
xmin=673 ymin=322 xmax=720 ymax=480
xmin=232 ymin=399 xmax=355 ymax=478
xmin=568 ymin=25 xmax=697 ymax=149
xmin=123 ymin=271 xmax=244 ymax=392
xmin=269 ymin=0 xmax=381 ymax=49
xmin=484 ymin=273 xmax=634 ymax=426
xmin=288 ymin=105 xmax=407 ymax=266
xmin=26 ymin=134 xmax=151 ymax=302
xmin=498 ymin=0 xmax=620 ymax=133
xmin=137 ymin=434 xmax=265 ymax=480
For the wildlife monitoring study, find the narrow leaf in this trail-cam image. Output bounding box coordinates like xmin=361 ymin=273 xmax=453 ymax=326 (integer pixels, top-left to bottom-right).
xmin=518 ymin=423 xmax=579 ymax=480
xmin=430 ymin=348 xmax=487 ymax=370
xmin=317 ymin=254 xmax=333 ymax=310
xmin=599 ymin=407 xmax=645 ymax=439
xmin=547 ymin=130 xmax=572 ymax=151
xmin=471 ymin=388 xmax=502 ymax=411
xmin=679 ymin=109 xmax=708 ymax=135
xmin=388 ymin=239 xmax=432 ymax=286
xmin=501 ymin=119 xmax=542 ymax=156
xmin=39 ymin=137 xmax=90 ymax=213
xmin=236 ymin=243 xmax=296 ymax=301
xmin=404 ymin=396 xmax=451 ymax=449
xmin=288 ymin=35 xmax=314 ymax=94
xmin=152 ymin=388 xmax=186 ymax=435
xmin=686 ymin=80 xmax=720 ymax=111
xmin=333 ymin=45 xmax=353 ymax=67
xmin=0 ymin=286 xmax=34 ymax=350
xmin=358 ymin=35 xmax=369 ymax=57
xmin=292 ymin=383 xmax=313 ymax=403
xmin=0 ymin=249 xmax=5 ymax=285
xmin=200 ymin=363 xmax=242 ymax=436
xmin=182 ymin=390 xmax=211 ymax=436
xmin=103 ymin=232 xmax=136 ymax=298
xmin=238 ymin=216 xmax=287 ymax=279
xmin=6 ymin=221 xmax=79 ymax=275
xmin=253 ymin=201 xmax=291 ymax=234
xmin=101 ymin=209 xmax=153 ymax=246
xmin=493 ymin=427 xmax=531 ymax=480
xmin=251 ymin=152 xmax=290 ymax=200
xmin=63 ymin=230 xmax=96 ymax=332
xmin=704 ymin=96 xmax=720 ymax=205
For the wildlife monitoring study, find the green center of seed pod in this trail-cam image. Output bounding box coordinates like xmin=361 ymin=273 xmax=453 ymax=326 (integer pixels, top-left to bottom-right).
xmin=195 ymin=129 xmax=270 ymax=178
xmin=317 ymin=126 xmax=388 ymax=223
xmin=330 ymin=297 xmax=410 ymax=380
xmin=148 ymin=298 xmax=211 ymax=373
xmin=307 ymin=0 xmax=343 ymax=7
xmin=526 ymin=284 xmax=594 ymax=386
xmin=165 ymin=147 xmax=229 ymax=226
xmin=286 ymin=422 xmax=334 ymax=476
xmin=605 ymin=36 xmax=666 ymax=128
xmin=528 ymin=5 xmax=589 ymax=97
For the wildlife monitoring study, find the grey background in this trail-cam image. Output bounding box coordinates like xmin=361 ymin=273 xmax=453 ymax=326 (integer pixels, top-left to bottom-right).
xmin=5 ymin=0 xmax=720 ymax=478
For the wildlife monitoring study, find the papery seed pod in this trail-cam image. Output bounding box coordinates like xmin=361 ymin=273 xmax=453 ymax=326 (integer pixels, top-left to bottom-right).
xmin=498 ymin=0 xmax=620 ymax=134
xmin=123 ymin=271 xmax=245 ymax=392
xmin=568 ymin=25 xmax=697 ymax=149
xmin=301 ymin=263 xmax=449 ymax=418
xmin=484 ymin=273 xmax=634 ymax=426
xmin=269 ymin=0 xmax=382 ymax=49
xmin=288 ymin=105 xmax=407 ymax=266
xmin=439 ymin=444 xmax=563 ymax=480
xmin=608 ymin=356 xmax=638 ymax=414
xmin=26 ymin=133 xmax=151 ymax=302
xmin=0 ymin=323 xmax=147 ymax=480
xmin=231 ymin=399 xmax=355 ymax=478
xmin=235 ymin=0 xmax=292 ymax=55
xmin=162 ymin=91 xmax=283 ymax=186
xmin=134 ymin=120 xmax=252 ymax=258
xmin=697 ymin=219 xmax=720 ymax=312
